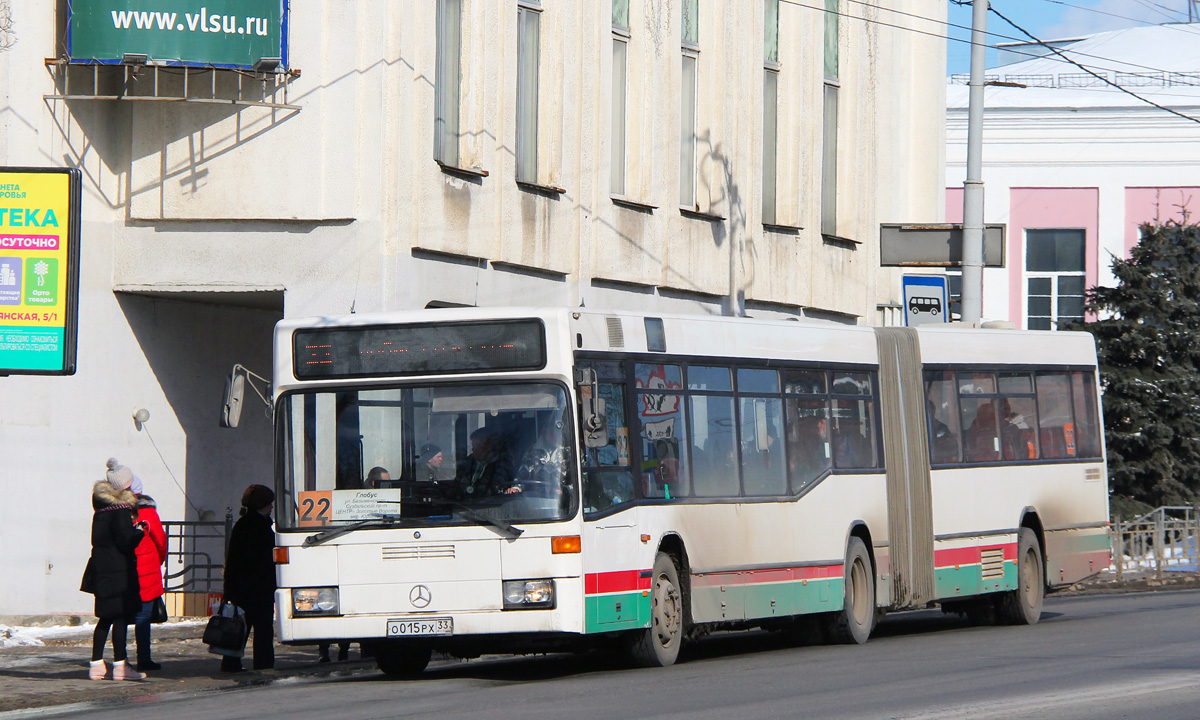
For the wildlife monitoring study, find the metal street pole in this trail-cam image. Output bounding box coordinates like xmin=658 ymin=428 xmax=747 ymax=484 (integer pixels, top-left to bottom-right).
xmin=960 ymin=0 xmax=988 ymax=325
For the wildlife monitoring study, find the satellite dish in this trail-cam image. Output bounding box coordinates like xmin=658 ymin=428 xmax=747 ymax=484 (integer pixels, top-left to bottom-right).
xmin=221 ymin=372 xmax=245 ymax=428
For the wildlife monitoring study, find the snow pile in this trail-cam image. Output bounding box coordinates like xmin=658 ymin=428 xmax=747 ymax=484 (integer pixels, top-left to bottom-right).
xmin=1 ymin=626 xmax=49 ymax=648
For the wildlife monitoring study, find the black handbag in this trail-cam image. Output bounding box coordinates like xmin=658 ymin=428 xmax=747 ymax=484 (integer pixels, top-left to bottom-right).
xmin=202 ymin=600 xmax=246 ymax=656
xmin=150 ymin=596 xmax=169 ymax=624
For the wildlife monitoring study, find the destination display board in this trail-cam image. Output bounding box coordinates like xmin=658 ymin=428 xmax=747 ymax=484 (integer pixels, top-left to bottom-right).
xmin=293 ymin=320 xmax=546 ymax=380
xmin=0 ymin=168 xmax=81 ymax=376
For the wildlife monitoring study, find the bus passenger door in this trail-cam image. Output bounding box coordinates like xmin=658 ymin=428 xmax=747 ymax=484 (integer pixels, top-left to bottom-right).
xmin=578 ymin=361 xmax=644 ymax=631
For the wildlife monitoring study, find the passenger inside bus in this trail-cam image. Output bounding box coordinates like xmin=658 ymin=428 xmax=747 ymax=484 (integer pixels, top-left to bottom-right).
xmin=787 ymin=414 xmax=831 ymax=490
xmin=963 ymin=401 xmax=1001 ymax=462
xmin=926 ymin=401 xmax=960 ymax=464
xmin=516 ymin=420 xmax=567 ymax=500
xmin=415 ymin=444 xmax=443 ymax=483
xmin=365 ymin=466 xmax=392 ymax=489
xmin=455 ymin=427 xmax=521 ymax=498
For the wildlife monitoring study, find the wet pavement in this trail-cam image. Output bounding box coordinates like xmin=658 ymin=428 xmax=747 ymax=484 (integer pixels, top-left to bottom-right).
xmin=0 ymin=621 xmax=381 ymax=716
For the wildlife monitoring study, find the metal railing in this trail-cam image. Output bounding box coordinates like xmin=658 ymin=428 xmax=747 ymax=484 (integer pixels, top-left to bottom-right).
xmin=1110 ymin=506 xmax=1200 ymax=582
xmin=162 ymin=510 xmax=233 ymax=595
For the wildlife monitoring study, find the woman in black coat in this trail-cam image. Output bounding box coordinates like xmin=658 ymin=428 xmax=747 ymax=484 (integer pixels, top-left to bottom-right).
xmin=81 ymin=474 xmax=146 ymax=680
xmin=221 ymin=484 xmax=277 ymax=672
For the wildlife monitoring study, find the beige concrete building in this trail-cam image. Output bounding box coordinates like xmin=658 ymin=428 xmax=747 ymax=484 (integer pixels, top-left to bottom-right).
xmin=0 ymin=0 xmax=944 ymax=614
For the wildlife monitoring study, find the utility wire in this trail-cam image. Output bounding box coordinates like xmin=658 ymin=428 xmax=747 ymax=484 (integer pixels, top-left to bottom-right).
xmin=989 ymin=6 xmax=1200 ymax=124
xmin=1039 ymin=0 xmax=1200 ymax=36
xmin=789 ymin=0 xmax=1193 ymax=78
xmin=140 ymin=422 xmax=205 ymax=518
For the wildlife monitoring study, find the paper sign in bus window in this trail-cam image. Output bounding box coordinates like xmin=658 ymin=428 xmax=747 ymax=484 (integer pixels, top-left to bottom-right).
xmin=0 ymin=258 xmax=20 ymax=305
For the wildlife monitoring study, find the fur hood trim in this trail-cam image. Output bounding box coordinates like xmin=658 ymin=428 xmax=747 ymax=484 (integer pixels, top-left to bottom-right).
xmin=93 ymin=480 xmax=138 ymax=511
xmin=135 ymin=493 xmax=157 ymax=509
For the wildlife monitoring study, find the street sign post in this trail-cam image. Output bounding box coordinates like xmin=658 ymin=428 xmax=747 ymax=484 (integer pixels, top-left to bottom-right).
xmin=902 ymin=275 xmax=948 ymax=327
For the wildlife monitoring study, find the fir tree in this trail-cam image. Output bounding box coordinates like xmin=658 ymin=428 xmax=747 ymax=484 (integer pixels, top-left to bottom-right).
xmin=1081 ymin=222 xmax=1200 ymax=506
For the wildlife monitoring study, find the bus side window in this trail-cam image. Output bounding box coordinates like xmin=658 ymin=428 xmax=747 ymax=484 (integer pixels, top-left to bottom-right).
xmin=924 ymin=370 xmax=961 ymax=464
xmin=1071 ymin=371 xmax=1103 ymax=458
xmin=1035 ymin=372 xmax=1072 ymax=460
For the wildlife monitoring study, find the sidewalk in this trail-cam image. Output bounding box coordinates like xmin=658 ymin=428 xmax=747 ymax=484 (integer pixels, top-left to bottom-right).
xmin=0 ymin=619 xmax=380 ymax=715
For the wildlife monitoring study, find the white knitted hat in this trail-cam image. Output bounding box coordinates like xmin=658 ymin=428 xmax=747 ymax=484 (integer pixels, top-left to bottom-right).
xmin=105 ymin=458 xmax=134 ymax=492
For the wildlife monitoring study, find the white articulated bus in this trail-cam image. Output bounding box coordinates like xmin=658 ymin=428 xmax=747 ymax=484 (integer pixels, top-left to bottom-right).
xmin=270 ymin=307 xmax=1110 ymax=674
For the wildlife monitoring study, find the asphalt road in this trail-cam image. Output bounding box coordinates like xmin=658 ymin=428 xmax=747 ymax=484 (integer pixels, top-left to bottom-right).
xmin=42 ymin=589 xmax=1200 ymax=720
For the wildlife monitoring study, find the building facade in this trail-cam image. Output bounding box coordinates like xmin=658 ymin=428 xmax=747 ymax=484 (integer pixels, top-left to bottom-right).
xmin=0 ymin=0 xmax=944 ymax=615
xmin=946 ymin=23 xmax=1200 ymax=329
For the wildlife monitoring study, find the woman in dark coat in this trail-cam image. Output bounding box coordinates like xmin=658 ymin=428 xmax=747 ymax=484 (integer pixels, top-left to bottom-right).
xmin=81 ymin=463 xmax=146 ymax=680
xmin=221 ymin=484 xmax=277 ymax=672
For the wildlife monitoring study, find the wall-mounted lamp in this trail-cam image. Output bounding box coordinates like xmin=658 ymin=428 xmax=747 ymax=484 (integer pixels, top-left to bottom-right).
xmin=122 ymin=53 xmax=149 ymax=65
xmin=133 ymin=408 xmax=150 ymax=431
xmin=253 ymin=57 xmax=282 ymax=73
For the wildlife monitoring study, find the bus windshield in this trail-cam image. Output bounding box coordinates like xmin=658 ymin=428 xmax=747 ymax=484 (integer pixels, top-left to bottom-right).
xmin=276 ymin=381 xmax=577 ymax=530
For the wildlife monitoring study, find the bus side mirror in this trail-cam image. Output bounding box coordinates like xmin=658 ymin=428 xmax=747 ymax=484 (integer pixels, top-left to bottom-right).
xmin=221 ymin=373 xmax=246 ymax=428
xmin=220 ymin=364 xmax=273 ymax=429
xmin=583 ymin=397 xmax=608 ymax=448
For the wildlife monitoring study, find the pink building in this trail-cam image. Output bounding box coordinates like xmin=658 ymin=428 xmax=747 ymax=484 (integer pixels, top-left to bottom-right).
xmin=946 ymin=23 xmax=1200 ymax=329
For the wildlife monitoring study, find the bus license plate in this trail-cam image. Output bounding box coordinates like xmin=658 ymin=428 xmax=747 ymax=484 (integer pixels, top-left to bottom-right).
xmin=386 ymin=618 xmax=452 ymax=636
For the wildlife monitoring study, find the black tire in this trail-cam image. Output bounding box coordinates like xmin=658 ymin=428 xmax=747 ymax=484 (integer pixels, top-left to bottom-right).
xmin=628 ymin=552 xmax=684 ymax=667
xmin=998 ymin=528 xmax=1043 ymax=625
xmin=374 ymin=645 xmax=432 ymax=678
xmin=829 ymin=537 xmax=876 ymax=644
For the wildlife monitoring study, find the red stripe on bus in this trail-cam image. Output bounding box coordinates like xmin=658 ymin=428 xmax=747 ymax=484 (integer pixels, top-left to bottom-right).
xmin=690 ymin=563 xmax=844 ymax=588
xmin=585 ymin=570 xmax=650 ymax=595
xmin=933 ymin=543 xmax=1016 ymax=568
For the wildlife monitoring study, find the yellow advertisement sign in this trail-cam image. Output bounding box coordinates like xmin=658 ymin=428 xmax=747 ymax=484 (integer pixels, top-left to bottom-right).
xmin=0 ymin=168 xmax=81 ymax=375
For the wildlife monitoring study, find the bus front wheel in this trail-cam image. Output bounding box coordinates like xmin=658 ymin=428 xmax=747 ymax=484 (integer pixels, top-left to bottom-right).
xmin=998 ymin=528 xmax=1044 ymax=625
xmin=628 ymin=552 xmax=684 ymax=667
xmin=374 ymin=645 xmax=432 ymax=678
xmin=829 ymin=537 xmax=876 ymax=644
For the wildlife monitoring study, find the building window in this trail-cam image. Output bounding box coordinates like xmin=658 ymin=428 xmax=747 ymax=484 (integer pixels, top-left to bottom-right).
xmin=516 ymin=3 xmax=541 ymax=184
xmin=679 ymin=0 xmax=699 ymax=209
xmin=434 ymin=0 xmax=462 ymax=167
xmin=611 ymin=0 xmax=630 ymax=196
xmin=1026 ymin=229 xmax=1086 ymax=330
xmin=820 ymin=0 xmax=839 ymax=236
xmin=762 ymin=0 xmax=779 ymax=225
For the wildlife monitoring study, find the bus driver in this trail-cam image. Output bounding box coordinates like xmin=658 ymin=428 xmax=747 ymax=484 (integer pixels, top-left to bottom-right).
xmin=456 ymin=428 xmax=521 ymax=498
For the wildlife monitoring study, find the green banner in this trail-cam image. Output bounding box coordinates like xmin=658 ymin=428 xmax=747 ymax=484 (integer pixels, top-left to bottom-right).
xmin=68 ymin=0 xmax=286 ymax=69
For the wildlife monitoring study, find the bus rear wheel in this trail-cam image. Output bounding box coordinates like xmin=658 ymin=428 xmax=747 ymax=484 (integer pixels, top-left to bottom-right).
xmin=628 ymin=552 xmax=684 ymax=667
xmin=998 ymin=528 xmax=1043 ymax=625
xmin=829 ymin=537 xmax=875 ymax=644
xmin=374 ymin=645 xmax=432 ymax=678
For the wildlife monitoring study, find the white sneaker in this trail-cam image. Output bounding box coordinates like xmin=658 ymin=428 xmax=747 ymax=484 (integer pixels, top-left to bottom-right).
xmin=112 ymin=661 xmax=145 ymax=681
xmin=88 ymin=659 xmax=107 ymax=680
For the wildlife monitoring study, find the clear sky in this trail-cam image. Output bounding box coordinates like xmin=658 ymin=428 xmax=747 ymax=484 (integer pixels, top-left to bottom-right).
xmin=945 ymin=0 xmax=1199 ymax=75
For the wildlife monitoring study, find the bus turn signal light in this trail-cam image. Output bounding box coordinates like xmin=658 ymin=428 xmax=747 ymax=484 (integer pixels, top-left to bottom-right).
xmin=274 ymin=547 xmax=290 ymax=564
xmin=551 ymin=535 xmax=581 ymax=554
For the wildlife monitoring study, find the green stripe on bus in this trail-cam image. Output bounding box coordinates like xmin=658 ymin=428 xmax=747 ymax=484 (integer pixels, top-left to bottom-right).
xmin=934 ymin=562 xmax=1017 ymax=598
xmin=584 ymin=592 xmax=652 ymax=634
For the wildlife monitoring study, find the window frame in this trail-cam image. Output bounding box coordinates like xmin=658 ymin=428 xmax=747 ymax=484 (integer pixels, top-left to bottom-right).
xmin=923 ymin=364 xmax=1104 ymax=468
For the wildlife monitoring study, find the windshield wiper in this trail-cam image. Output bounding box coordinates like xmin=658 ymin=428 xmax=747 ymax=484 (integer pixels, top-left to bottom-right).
xmin=303 ymin=514 xmax=401 ymax=547
xmin=450 ymin=502 xmax=524 ymax=538
xmin=397 ymin=499 xmax=524 ymax=538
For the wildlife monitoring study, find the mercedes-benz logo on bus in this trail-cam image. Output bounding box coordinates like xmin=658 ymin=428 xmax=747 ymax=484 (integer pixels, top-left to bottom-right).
xmin=409 ymin=585 xmax=432 ymax=608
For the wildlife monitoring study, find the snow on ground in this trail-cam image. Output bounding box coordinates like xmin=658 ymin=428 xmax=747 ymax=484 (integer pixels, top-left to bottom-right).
xmin=0 ymin=619 xmax=208 ymax=648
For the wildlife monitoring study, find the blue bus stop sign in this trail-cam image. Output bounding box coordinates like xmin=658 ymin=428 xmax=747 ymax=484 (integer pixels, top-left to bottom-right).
xmin=902 ymin=275 xmax=948 ymax=327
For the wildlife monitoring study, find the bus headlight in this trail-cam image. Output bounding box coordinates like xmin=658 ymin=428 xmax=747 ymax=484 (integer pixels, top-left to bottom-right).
xmin=502 ymin=579 xmax=555 ymax=609
xmin=292 ymin=587 xmax=340 ymax=616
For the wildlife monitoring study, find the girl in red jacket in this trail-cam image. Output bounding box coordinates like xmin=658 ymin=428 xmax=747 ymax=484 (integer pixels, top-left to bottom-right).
xmin=127 ymin=466 xmax=168 ymax=672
